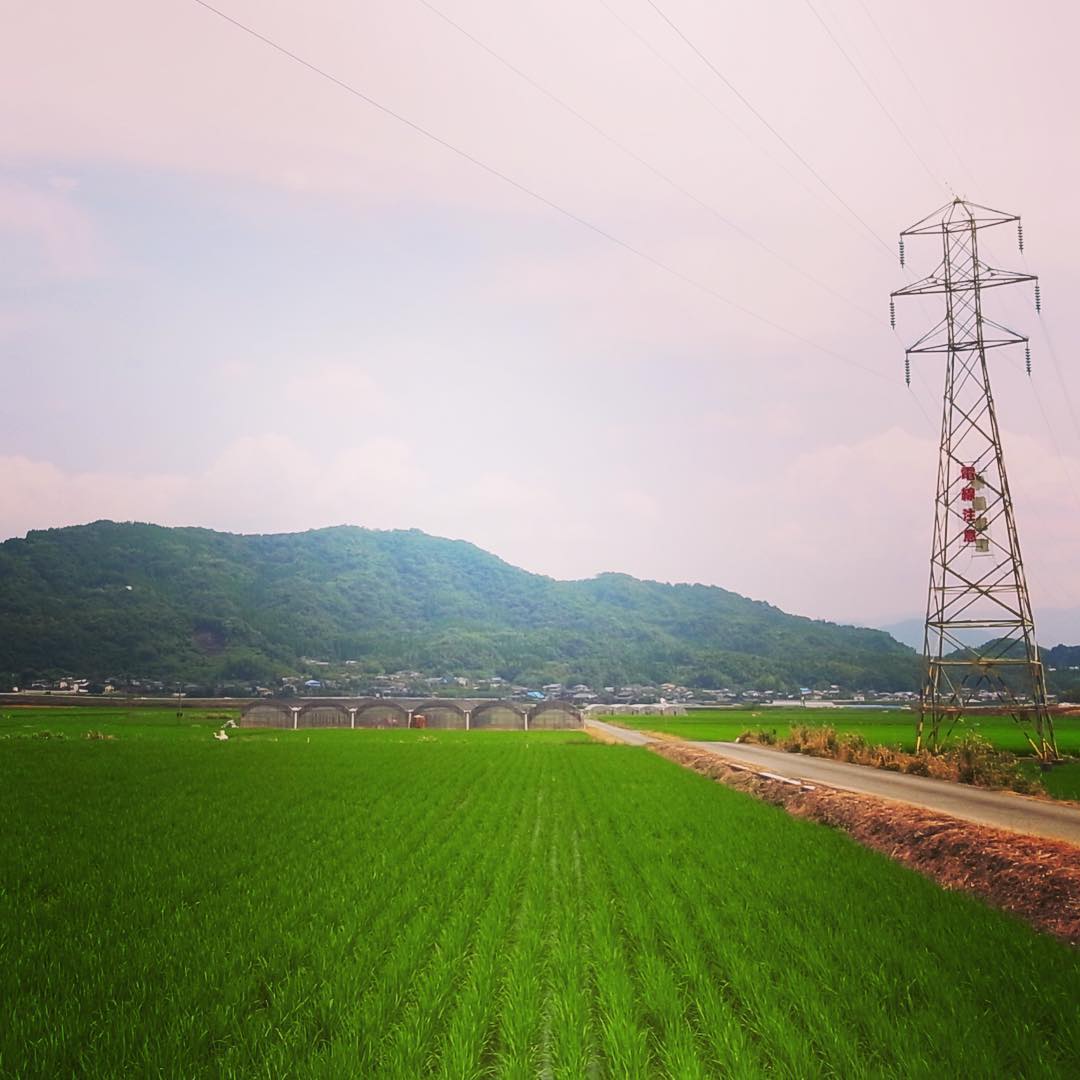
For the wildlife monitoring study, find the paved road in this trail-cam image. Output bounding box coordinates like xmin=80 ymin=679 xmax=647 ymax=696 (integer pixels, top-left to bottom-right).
xmin=585 ymin=720 xmax=1080 ymax=846
xmin=587 ymin=719 xmax=655 ymax=746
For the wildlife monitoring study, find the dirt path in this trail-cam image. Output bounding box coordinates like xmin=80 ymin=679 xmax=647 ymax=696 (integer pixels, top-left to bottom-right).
xmin=585 ymin=720 xmax=1080 ymax=846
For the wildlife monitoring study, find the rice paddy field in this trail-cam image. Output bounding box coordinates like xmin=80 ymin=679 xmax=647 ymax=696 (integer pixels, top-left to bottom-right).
xmin=1027 ymin=759 xmax=1080 ymax=800
xmin=607 ymin=707 xmax=1080 ymax=755
xmin=3 ymin=707 xmax=1079 ymax=1078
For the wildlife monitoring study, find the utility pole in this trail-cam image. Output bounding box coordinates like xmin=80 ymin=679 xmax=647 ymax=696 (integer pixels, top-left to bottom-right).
xmin=891 ymin=198 xmax=1056 ymax=760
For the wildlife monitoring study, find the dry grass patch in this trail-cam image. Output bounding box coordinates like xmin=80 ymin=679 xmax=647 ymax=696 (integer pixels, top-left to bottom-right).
xmin=737 ymin=725 xmax=1043 ymax=793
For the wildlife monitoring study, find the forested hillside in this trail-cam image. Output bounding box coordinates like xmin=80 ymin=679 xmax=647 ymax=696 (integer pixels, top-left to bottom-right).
xmin=0 ymin=521 xmax=920 ymax=690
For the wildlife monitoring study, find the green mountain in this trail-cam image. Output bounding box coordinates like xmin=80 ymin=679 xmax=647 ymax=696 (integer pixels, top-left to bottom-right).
xmin=0 ymin=521 xmax=919 ymax=691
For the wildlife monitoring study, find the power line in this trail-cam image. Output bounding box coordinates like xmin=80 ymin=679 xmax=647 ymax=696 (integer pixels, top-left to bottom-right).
xmin=601 ymin=0 xmax=944 ymax=372
xmin=593 ymin=0 xmax=848 ymax=229
xmin=935 ymin=226 xmax=1080 ymax=524
xmin=1034 ymin=315 xmax=1080 ymax=444
xmin=1013 ymin=245 xmax=1080 ymax=446
xmin=854 ymin=0 xmax=976 ymax=192
xmin=889 ymin=323 xmax=938 ymax=432
xmin=980 ymin=228 xmax=1080 ymax=450
xmin=801 ymin=0 xmax=943 ymax=191
xmin=597 ymin=0 xmax=922 ymax=271
xmin=186 ymin=0 xmax=890 ymax=381
xmin=642 ymin=0 xmax=895 ymax=257
xmin=993 ymin=317 xmax=1080 ymax=578
xmin=415 ymin=0 xmax=881 ymax=326
xmin=1027 ymin=370 xmax=1080 ymax=517
xmin=908 ymin=357 xmax=939 ymax=431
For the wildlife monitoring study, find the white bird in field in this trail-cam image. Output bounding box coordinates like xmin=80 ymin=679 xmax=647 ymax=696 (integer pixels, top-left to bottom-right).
xmin=213 ymin=729 xmax=229 ymax=741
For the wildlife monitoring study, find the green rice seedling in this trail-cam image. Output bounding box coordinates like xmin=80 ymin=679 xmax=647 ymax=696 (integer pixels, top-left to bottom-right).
xmin=540 ymin=799 xmax=596 ymax=1078
xmin=2 ymin=723 xmax=1079 ymax=1077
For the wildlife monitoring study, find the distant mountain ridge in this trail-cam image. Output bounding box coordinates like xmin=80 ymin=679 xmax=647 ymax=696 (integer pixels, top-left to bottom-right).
xmin=873 ymin=618 xmax=1080 ymax=702
xmin=0 ymin=521 xmax=920 ymax=691
xmin=881 ymin=613 xmax=1080 ymax=652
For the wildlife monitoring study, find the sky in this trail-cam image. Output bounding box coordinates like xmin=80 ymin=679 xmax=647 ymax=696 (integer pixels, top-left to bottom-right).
xmin=3 ymin=0 xmax=1080 ymax=636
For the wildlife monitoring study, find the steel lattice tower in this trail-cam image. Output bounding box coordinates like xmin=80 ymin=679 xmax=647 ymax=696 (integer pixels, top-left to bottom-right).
xmin=891 ymin=198 xmax=1056 ymax=760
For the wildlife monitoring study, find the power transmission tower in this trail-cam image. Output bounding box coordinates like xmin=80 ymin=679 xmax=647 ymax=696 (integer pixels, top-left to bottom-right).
xmin=891 ymin=198 xmax=1057 ymax=760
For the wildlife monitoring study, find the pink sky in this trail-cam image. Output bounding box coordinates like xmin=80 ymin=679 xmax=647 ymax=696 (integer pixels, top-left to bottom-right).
xmin=2 ymin=0 xmax=1079 ymax=634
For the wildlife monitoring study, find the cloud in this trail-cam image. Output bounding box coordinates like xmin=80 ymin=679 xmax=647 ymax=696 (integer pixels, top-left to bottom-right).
xmin=460 ymin=471 xmax=554 ymax=513
xmin=3 ymin=421 xmax=1077 ymax=634
xmin=719 ymin=425 xmax=1080 ymax=624
xmin=3 ymin=0 xmax=1079 ymax=636
xmin=0 ymin=455 xmax=186 ymax=539
xmin=0 ymin=306 xmax=42 ymax=342
xmin=0 ymin=0 xmax=657 ymax=215
xmin=0 ymin=435 xmax=427 ymax=541
xmin=281 ymin=362 xmax=387 ymax=415
xmin=612 ymin=489 xmax=661 ymax=520
xmin=0 ymin=179 xmax=103 ymax=279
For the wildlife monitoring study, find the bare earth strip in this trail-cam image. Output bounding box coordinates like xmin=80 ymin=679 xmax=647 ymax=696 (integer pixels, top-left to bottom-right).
xmin=587 ymin=721 xmax=1080 ymax=944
